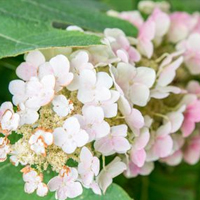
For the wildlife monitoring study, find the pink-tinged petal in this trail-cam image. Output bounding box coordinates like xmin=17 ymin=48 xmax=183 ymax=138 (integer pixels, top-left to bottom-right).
xmin=167 ymin=112 xmax=184 ymax=133
xmin=9 ymin=80 xmax=26 ymax=105
xmin=16 ymin=63 xmax=38 ymax=81
xmin=181 ymin=118 xmax=195 ymax=137
xmin=156 ymin=122 xmax=171 ymax=137
xmin=67 ymin=74 xmax=80 ymax=91
xmin=94 ymin=137 xmax=114 ymax=156
xmin=56 ymin=187 xmax=68 ymax=200
xmin=150 ymin=8 xmax=170 ymax=37
xmin=67 ymin=182 xmax=83 ymax=198
xmin=25 ymin=50 xmax=45 ymax=66
xmin=92 ymin=157 xmax=100 ymax=176
xmin=36 ymin=183 xmax=48 ymax=197
xmin=140 ymin=162 xmax=154 ymax=176
xmin=158 ymin=57 xmax=183 ymax=86
xmin=90 ymin=182 xmax=101 ymax=195
xmin=24 ymin=182 xmax=38 ymax=194
xmin=125 ymin=108 xmax=144 ymax=131
xmin=128 ymin=47 xmax=141 ymax=62
xmin=116 ymin=49 xmax=129 ymax=63
xmin=138 ymin=38 xmax=154 ymax=58
xmin=111 ymin=125 xmax=128 ymax=137
xmin=81 ymin=171 xmax=94 ymax=186
xmin=153 ymin=135 xmax=173 ymax=158
xmin=113 ymin=137 xmax=130 ymax=153
xmin=80 ymin=147 xmax=93 ymax=162
xmin=134 ymin=67 xmax=156 ymax=88
xmin=162 ymin=150 xmax=183 ymax=166
xmin=131 ymin=148 xmax=146 ymax=167
xmin=184 ymin=136 xmax=200 ymax=164
xmin=38 ymin=62 xmax=53 ymax=78
xmin=134 ymin=127 xmax=150 ymax=150
xmin=139 ymin=19 xmax=155 ymax=40
xmin=187 ymin=80 xmax=200 ymax=94
xmin=130 ymin=83 xmax=150 ymax=106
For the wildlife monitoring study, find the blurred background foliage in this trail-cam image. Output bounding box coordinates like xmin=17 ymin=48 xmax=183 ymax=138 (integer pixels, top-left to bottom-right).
xmin=0 ymin=0 xmax=200 ymax=200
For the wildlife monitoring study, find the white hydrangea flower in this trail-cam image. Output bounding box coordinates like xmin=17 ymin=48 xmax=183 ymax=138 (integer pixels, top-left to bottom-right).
xmin=0 ymin=137 xmax=10 ymax=162
xmin=53 ymin=117 xmax=89 ymax=154
xmin=21 ymin=166 xmax=48 ymax=197
xmin=75 ymin=106 xmax=110 ymax=142
xmin=67 ymin=50 xmax=94 ymax=91
xmin=52 ymin=95 xmax=74 ymax=117
xmin=48 ymin=167 xmax=83 ymax=200
xmin=29 ymin=128 xmax=53 ymax=156
xmin=77 ymin=70 xmax=113 ymax=104
xmin=0 ymin=102 xmax=20 ymax=135
xmin=97 ymin=157 xmax=126 ymax=193
xmin=78 ymin=147 xmax=100 ymax=193
xmin=94 ymin=125 xmax=130 ymax=156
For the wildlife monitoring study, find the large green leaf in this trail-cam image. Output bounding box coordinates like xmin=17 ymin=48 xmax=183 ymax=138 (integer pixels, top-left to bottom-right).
xmin=0 ymin=160 xmax=132 ymax=200
xmin=0 ymin=0 xmax=137 ymax=59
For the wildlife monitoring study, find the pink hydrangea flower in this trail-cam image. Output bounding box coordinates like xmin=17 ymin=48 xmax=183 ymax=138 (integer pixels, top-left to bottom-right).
xmin=0 ymin=102 xmax=20 ymax=135
xmin=48 ymin=167 xmax=83 ymax=200
xmin=187 ymin=80 xmax=200 ymax=95
xmin=149 ymin=8 xmax=170 ymax=39
xmin=16 ymin=51 xmax=45 ymax=81
xmin=184 ymin=133 xmax=200 ymax=165
xmin=29 ymin=128 xmax=53 ymax=156
xmin=9 ymin=75 xmax=55 ymax=110
xmin=176 ymin=33 xmax=200 ymax=74
xmin=111 ymin=62 xmax=156 ymax=106
xmin=97 ymin=157 xmax=126 ymax=194
xmin=78 ymin=147 xmax=100 ymax=194
xmin=53 ymin=117 xmax=89 ymax=154
xmin=130 ymin=116 xmax=152 ymax=167
xmin=75 ymin=106 xmax=110 ymax=142
xmin=137 ymin=19 xmax=155 ymax=58
xmin=180 ymin=94 xmax=200 ymax=137
xmin=94 ymin=125 xmax=130 ymax=156
xmin=124 ymin=161 xmax=154 ymax=178
xmin=21 ymin=166 xmax=48 ymax=197
xmin=151 ymin=53 xmax=183 ymax=99
xmin=107 ymin=10 xmax=144 ymax=29
xmin=104 ymin=28 xmax=141 ymax=63
xmin=168 ymin=12 xmax=197 ymax=43
xmin=0 ymin=137 xmax=10 ymax=162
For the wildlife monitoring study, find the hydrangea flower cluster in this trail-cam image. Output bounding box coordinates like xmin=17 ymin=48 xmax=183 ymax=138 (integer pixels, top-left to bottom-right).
xmin=2 ymin=2 xmax=200 ymax=199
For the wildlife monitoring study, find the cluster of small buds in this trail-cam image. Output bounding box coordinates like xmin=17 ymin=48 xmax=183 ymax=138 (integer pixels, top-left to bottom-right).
xmin=2 ymin=1 xmax=200 ymax=199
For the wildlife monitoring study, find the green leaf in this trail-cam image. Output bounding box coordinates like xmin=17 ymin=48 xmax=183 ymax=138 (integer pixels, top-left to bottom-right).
xmin=0 ymin=160 xmax=132 ymax=200
xmin=0 ymin=0 xmax=137 ymax=59
xmin=169 ymin=0 xmax=200 ymax=13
